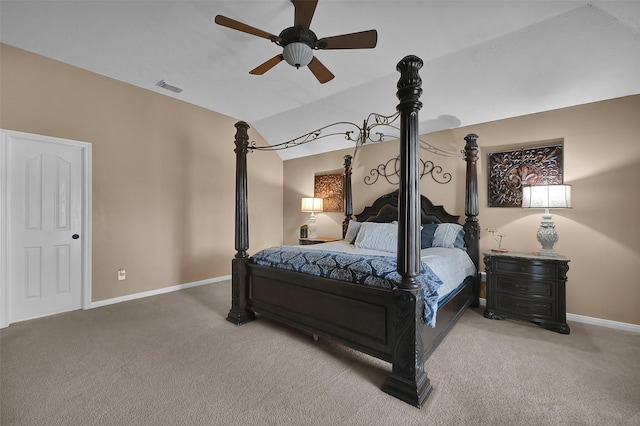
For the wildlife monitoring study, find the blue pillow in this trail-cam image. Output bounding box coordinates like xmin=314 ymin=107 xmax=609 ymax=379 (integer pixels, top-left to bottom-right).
xmin=420 ymin=223 xmax=439 ymax=249
xmin=354 ymin=222 xmax=398 ymax=253
xmin=344 ymin=220 xmax=361 ymax=244
xmin=433 ymin=223 xmax=466 ymax=250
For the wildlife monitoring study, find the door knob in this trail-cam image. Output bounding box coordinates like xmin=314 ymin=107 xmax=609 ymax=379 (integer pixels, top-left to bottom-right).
xmin=72 ymin=234 xmax=80 ymax=239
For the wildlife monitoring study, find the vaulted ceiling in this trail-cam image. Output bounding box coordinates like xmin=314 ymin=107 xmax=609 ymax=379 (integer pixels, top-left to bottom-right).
xmin=2 ymin=1 xmax=639 ymax=160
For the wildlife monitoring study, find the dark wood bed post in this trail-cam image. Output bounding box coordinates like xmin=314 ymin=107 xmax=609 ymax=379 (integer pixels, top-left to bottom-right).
xmin=463 ymin=133 xmax=481 ymax=307
xmin=382 ymin=55 xmax=433 ymax=408
xmin=227 ymin=121 xmax=256 ymax=325
xmin=342 ymin=155 xmax=353 ymax=238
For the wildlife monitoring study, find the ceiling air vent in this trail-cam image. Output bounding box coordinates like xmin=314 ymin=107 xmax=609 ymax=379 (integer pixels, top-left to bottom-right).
xmin=156 ymin=80 xmax=183 ymax=94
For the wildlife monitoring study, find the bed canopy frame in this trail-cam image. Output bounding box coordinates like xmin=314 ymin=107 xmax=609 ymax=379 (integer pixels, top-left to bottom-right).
xmin=227 ymin=55 xmax=480 ymax=407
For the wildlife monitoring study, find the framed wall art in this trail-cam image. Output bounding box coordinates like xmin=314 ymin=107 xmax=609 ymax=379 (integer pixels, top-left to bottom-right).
xmin=314 ymin=173 xmax=343 ymax=212
xmin=487 ymin=144 xmax=563 ymax=207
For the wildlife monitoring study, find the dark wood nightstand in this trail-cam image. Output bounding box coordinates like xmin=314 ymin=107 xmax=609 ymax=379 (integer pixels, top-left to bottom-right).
xmin=299 ymin=237 xmax=340 ymax=245
xmin=483 ymin=251 xmax=570 ymax=334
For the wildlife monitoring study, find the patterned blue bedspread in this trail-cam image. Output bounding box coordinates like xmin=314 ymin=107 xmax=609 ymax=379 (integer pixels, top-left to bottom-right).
xmin=251 ymin=246 xmax=444 ymax=327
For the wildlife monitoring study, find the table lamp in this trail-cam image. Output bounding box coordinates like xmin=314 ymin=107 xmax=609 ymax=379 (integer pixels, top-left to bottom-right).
xmin=521 ymin=184 xmax=571 ymax=257
xmin=301 ymin=197 xmax=323 ymax=239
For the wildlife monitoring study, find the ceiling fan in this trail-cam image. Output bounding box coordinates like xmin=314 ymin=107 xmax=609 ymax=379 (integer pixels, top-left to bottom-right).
xmin=214 ymin=0 xmax=378 ymax=84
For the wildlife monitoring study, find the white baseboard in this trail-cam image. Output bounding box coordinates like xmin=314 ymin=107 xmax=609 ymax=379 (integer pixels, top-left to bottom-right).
xmin=565 ymin=313 xmax=640 ymax=333
xmin=89 ymin=275 xmax=231 ymax=309
xmin=478 ymin=297 xmax=640 ymax=333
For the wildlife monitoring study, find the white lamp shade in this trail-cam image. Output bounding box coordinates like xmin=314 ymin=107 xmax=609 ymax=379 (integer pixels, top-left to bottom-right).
xmin=283 ymin=42 xmax=313 ymax=68
xmin=522 ymin=184 xmax=572 ymax=209
xmin=301 ymin=197 xmax=323 ymax=212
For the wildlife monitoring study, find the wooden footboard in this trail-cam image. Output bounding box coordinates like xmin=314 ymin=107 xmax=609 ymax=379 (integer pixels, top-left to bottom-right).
xmin=247 ymin=264 xmax=396 ymax=361
xmin=244 ymin=263 xmax=475 ymax=367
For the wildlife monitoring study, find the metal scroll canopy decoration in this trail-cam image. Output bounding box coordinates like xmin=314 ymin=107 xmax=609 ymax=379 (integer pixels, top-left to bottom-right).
xmin=246 ymin=111 xmax=400 ymax=152
xmin=246 ymin=111 xmax=459 ymax=185
xmin=364 ymin=155 xmax=451 ymax=185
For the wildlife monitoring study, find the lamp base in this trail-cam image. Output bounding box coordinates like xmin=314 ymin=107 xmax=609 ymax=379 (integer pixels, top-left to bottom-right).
xmin=536 ymin=210 xmax=559 ymax=257
xmin=307 ymin=212 xmax=318 ymax=239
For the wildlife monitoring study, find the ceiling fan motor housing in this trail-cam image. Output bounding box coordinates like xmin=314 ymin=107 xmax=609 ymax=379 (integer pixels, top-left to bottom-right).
xmin=280 ymin=26 xmax=318 ymax=68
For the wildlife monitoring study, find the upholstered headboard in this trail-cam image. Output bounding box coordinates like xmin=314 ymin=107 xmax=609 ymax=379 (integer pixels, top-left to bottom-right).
xmin=355 ymin=191 xmax=460 ymax=225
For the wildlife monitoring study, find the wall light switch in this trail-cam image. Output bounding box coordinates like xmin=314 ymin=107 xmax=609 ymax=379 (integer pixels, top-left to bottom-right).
xmin=118 ymin=268 xmax=126 ymax=281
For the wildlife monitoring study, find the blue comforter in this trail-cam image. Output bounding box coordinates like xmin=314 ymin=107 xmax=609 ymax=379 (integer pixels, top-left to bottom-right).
xmin=251 ymin=246 xmax=444 ymax=327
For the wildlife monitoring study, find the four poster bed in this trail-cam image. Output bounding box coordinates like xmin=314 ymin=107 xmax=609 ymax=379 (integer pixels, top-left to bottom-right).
xmin=227 ymin=55 xmax=480 ymax=408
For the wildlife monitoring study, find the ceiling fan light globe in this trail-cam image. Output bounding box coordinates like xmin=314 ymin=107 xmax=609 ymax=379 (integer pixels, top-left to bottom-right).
xmin=283 ymin=42 xmax=313 ymax=68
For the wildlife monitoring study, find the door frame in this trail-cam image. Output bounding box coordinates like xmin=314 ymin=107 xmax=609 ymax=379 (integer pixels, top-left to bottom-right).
xmin=0 ymin=129 xmax=92 ymax=328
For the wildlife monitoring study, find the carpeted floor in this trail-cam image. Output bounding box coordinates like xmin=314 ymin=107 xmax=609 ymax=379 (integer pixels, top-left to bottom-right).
xmin=1 ymin=281 xmax=639 ymax=425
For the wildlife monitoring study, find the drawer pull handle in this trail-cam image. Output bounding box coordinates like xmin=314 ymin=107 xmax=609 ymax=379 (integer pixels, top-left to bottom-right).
xmin=515 ymin=284 xmax=529 ymax=292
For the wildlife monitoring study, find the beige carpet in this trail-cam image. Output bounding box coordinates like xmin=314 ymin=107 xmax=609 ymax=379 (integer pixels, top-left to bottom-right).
xmin=2 ymin=281 xmax=639 ymax=425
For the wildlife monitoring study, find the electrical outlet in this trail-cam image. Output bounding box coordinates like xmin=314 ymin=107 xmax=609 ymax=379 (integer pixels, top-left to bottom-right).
xmin=118 ymin=268 xmax=126 ymax=281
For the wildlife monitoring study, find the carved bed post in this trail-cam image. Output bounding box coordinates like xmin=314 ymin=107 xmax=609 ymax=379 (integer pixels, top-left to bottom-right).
xmin=227 ymin=121 xmax=256 ymax=325
xmin=342 ymin=155 xmax=353 ymax=238
xmin=463 ymin=134 xmax=481 ymax=307
xmin=383 ymin=55 xmax=432 ymax=408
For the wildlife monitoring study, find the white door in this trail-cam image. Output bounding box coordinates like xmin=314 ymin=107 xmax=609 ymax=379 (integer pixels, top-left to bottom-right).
xmin=1 ymin=130 xmax=91 ymax=326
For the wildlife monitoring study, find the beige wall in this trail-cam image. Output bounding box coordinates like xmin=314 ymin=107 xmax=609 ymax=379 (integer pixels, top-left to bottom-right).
xmin=3 ymin=43 xmax=638 ymax=326
xmin=0 ymin=44 xmax=283 ymax=302
xmin=284 ymin=95 xmax=640 ymax=326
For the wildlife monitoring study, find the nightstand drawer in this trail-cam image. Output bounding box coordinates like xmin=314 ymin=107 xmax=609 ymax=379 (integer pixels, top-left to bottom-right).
xmin=483 ymin=251 xmax=570 ymax=334
xmin=493 ymin=258 xmax=555 ymax=277
xmin=495 ymin=275 xmax=553 ymax=298
xmin=496 ymin=294 xmax=553 ymax=318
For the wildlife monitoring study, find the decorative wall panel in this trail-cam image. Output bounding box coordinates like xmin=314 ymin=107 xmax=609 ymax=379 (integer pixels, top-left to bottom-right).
xmin=314 ymin=173 xmax=343 ymax=212
xmin=488 ymin=144 xmax=563 ymax=207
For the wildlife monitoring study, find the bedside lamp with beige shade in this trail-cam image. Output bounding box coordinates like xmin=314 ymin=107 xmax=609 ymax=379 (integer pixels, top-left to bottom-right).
xmin=301 ymin=197 xmax=323 ymax=239
xmin=521 ymin=184 xmax=572 ymax=257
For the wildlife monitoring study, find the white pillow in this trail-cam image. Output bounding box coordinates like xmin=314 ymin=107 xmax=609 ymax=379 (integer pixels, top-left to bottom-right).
xmin=433 ymin=223 xmax=464 ymax=248
xmin=344 ymin=220 xmax=361 ymax=244
xmin=354 ymin=222 xmax=398 ymax=253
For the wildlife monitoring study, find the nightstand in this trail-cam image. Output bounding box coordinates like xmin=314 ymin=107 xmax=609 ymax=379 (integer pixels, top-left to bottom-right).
xmin=299 ymin=237 xmax=340 ymax=245
xmin=483 ymin=251 xmax=570 ymax=334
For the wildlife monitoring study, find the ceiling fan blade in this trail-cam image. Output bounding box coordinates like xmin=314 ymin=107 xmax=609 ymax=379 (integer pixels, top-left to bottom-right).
xmin=316 ymin=30 xmax=378 ymax=50
xmin=214 ymin=15 xmax=281 ymax=43
xmin=249 ymin=55 xmax=284 ymax=75
xmin=307 ymin=57 xmax=334 ymax=84
xmin=294 ymin=0 xmax=318 ymax=30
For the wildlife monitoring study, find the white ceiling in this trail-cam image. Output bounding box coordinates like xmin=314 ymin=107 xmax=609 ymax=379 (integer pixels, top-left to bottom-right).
xmin=1 ymin=1 xmax=639 ymax=160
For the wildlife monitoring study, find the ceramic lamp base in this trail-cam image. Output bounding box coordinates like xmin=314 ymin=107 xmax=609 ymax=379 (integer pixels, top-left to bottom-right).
xmin=536 ymin=210 xmax=559 ymax=256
